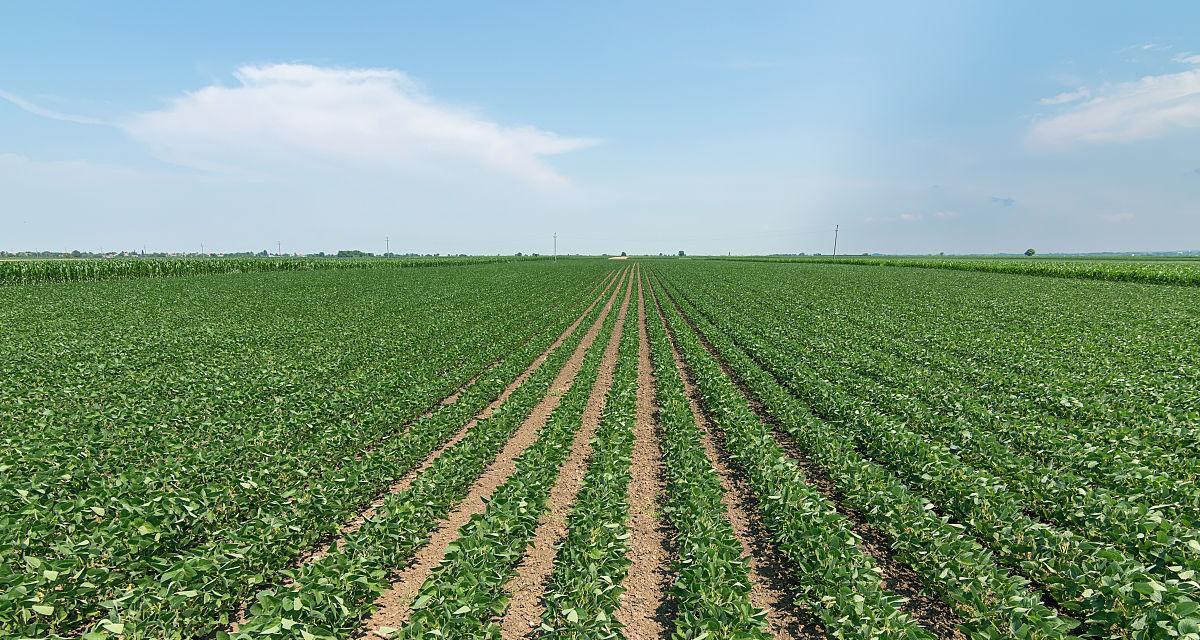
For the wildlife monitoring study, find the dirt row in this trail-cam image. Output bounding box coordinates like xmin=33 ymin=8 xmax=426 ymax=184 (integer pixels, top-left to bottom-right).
xmin=367 ymin=271 xmax=624 ymax=543
xmin=237 ymin=263 xmax=978 ymax=640
xmin=349 ymin=268 xmax=626 ymax=545
xmin=609 ymin=269 xmax=672 ymax=638
xmin=647 ymin=276 xmax=820 ymax=639
xmin=362 ymin=267 xmax=633 ymax=634
xmin=651 ymin=272 xmax=968 ymax=640
xmin=496 ymin=267 xmax=637 ymax=637
xmin=229 ymin=269 xmax=625 ymax=632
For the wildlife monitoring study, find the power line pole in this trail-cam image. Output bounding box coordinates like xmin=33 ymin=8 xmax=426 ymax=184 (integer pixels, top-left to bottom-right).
xmin=276 ymin=240 xmax=281 ymax=256
xmin=553 ymin=233 xmax=557 ymax=260
xmin=832 ymin=225 xmax=839 ymax=256
xmin=385 ymin=236 xmax=390 ymax=256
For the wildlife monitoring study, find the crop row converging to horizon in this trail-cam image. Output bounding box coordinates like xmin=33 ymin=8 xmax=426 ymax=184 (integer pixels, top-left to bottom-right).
xmin=2 ymin=257 xmax=1198 ymax=639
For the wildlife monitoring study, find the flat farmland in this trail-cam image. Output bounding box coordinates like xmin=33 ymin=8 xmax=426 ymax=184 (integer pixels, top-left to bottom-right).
xmin=3 ymin=258 xmax=1199 ymax=640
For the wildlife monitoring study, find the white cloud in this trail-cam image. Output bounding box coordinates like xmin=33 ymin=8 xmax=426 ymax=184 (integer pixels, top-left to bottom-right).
xmin=121 ymin=64 xmax=598 ymax=186
xmin=1039 ymin=87 xmax=1091 ymax=105
xmin=0 ymin=90 xmax=109 ymax=125
xmin=1101 ymin=212 xmax=1136 ymax=223
xmin=866 ymin=211 xmax=961 ymax=224
xmin=1174 ymin=53 xmax=1200 ymax=65
xmin=1026 ymin=60 xmax=1200 ymax=151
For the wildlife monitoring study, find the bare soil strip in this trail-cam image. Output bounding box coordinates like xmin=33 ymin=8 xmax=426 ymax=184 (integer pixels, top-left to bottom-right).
xmin=496 ymin=268 xmax=636 ymax=639
xmin=657 ymin=278 xmax=968 ymax=640
xmin=303 ymin=270 xmax=622 ymax=564
xmin=340 ymin=270 xmax=624 ymax=538
xmin=649 ymin=279 xmax=821 ymax=640
xmin=361 ymin=268 xmax=631 ymax=635
xmin=611 ymin=268 xmax=671 ymax=639
xmin=229 ymin=271 xmax=625 ymax=630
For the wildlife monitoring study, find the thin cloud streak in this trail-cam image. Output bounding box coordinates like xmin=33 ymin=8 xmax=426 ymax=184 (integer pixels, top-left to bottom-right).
xmin=122 ymin=64 xmax=599 ymax=187
xmin=0 ymin=90 xmax=110 ymax=126
xmin=4 ymin=64 xmax=599 ymax=188
xmin=1039 ymin=87 xmax=1090 ymax=105
xmin=1026 ymin=58 xmax=1200 ymax=151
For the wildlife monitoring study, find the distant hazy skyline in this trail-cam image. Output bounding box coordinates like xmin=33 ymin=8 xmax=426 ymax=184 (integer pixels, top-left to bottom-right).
xmin=2 ymin=2 xmax=1199 ymax=255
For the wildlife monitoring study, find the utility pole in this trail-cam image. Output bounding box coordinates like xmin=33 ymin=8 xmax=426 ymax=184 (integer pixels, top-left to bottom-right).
xmin=276 ymin=240 xmax=281 ymax=256
xmin=200 ymin=242 xmax=205 ymax=255
xmin=553 ymin=233 xmax=557 ymax=260
xmin=832 ymin=225 xmax=839 ymax=256
xmin=385 ymin=236 xmax=389 ymax=256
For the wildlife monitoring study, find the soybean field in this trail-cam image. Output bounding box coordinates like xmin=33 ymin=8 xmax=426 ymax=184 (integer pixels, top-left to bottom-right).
xmin=2 ymin=257 xmax=1199 ymax=640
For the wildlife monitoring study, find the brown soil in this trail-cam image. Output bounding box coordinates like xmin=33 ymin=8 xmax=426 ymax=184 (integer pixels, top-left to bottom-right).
xmin=342 ymin=269 xmax=625 ymax=541
xmin=657 ymin=279 xmax=968 ymax=640
xmin=648 ymin=279 xmax=822 ymax=640
xmin=360 ymin=267 xmax=631 ymax=635
xmin=229 ymin=270 xmax=625 ymax=631
xmin=610 ymin=268 xmax=672 ymax=640
xmin=496 ymin=268 xmax=636 ymax=638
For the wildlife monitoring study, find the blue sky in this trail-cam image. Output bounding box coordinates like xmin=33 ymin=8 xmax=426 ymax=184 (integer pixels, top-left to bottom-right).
xmin=2 ymin=2 xmax=1199 ymax=255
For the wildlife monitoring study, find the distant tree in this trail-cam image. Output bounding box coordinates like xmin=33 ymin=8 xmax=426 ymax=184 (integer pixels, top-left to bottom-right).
xmin=1025 ymin=248 xmax=1036 ymax=256
xmin=516 ymin=252 xmax=523 ymax=256
xmin=621 ymin=251 xmax=627 ymax=257
xmin=677 ymin=250 xmax=685 ymax=257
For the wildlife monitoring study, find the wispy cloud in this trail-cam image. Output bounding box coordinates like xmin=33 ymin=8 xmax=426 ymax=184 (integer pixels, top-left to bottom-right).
xmin=0 ymin=90 xmax=110 ymax=125
xmin=123 ymin=64 xmax=599 ymax=186
xmin=991 ymin=196 xmax=1016 ymax=207
xmin=864 ymin=211 xmax=957 ymax=224
xmin=1101 ymin=212 xmax=1136 ymax=223
xmin=1026 ymin=56 xmax=1200 ymax=151
xmin=5 ymin=64 xmax=598 ymax=188
xmin=1039 ymin=87 xmax=1090 ymax=105
xmin=1120 ymin=42 xmax=1167 ymax=53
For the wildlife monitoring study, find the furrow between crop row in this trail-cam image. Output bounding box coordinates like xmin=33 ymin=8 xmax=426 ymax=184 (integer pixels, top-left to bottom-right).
xmin=653 ymin=268 xmax=1200 ymax=640
xmin=395 ymin=267 xmax=634 ymax=638
xmin=89 ymin=268 xmax=627 ymax=638
xmin=648 ymin=274 xmax=936 ymax=640
xmin=646 ymin=275 xmax=812 ymax=640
